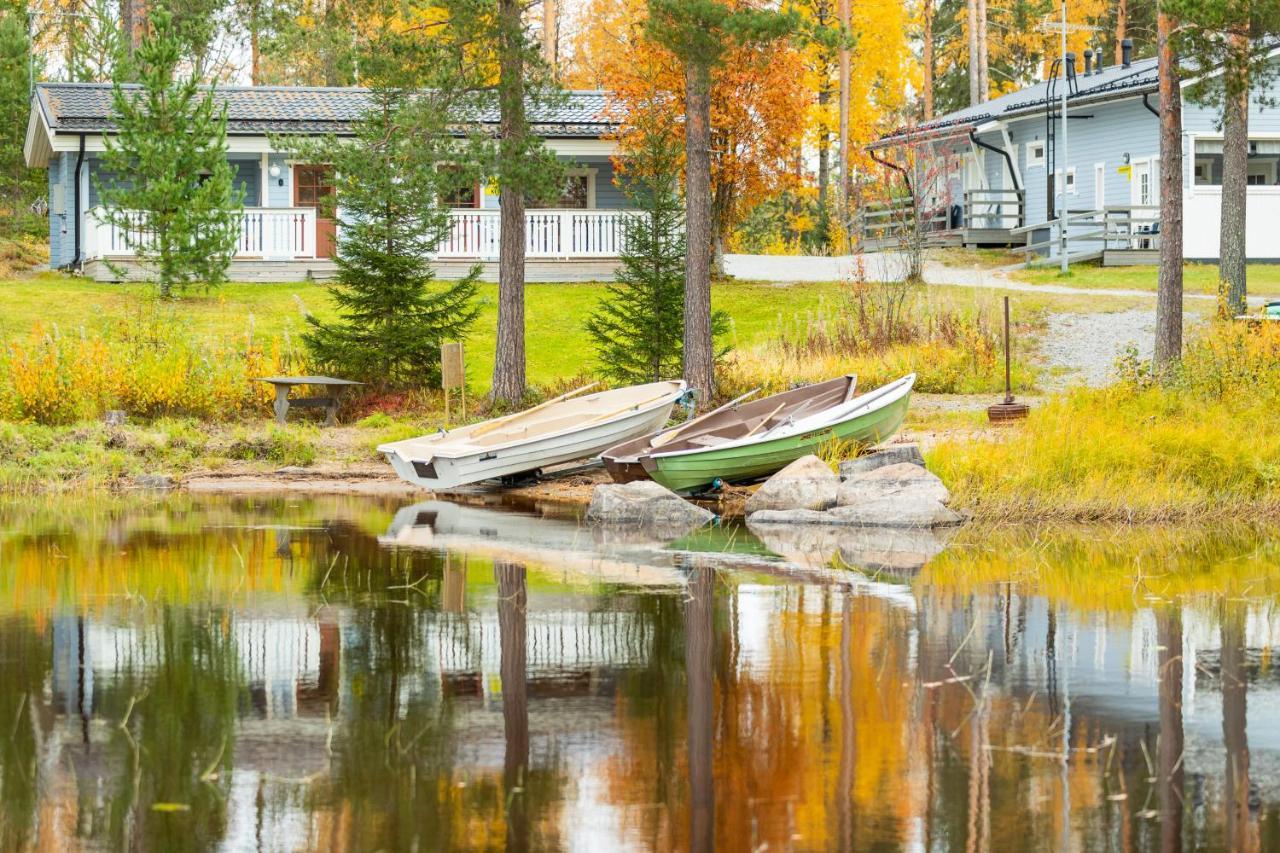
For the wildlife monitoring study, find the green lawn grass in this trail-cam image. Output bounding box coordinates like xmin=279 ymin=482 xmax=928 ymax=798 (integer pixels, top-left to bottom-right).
xmin=0 ymin=270 xmax=1144 ymax=394
xmin=0 ymin=273 xmax=852 ymax=389
xmin=1013 ymin=261 xmax=1280 ymax=295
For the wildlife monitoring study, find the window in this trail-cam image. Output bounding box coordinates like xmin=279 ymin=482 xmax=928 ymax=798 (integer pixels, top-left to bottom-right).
xmin=557 ymin=174 xmax=589 ymax=209
xmin=438 ymin=166 xmax=479 ymax=208
xmin=294 ymin=165 xmax=333 ymax=206
xmin=528 ymin=170 xmax=595 ymax=209
xmin=1026 ymin=141 xmax=1046 ymax=169
xmin=1194 ymin=138 xmax=1280 ymax=186
xmin=1054 ymin=168 xmax=1077 ymax=195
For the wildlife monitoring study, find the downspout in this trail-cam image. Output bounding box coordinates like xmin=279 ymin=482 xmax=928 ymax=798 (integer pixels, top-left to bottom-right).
xmin=868 ymin=147 xmax=912 ymax=194
xmin=968 ymin=131 xmax=1020 ymax=192
xmin=72 ymin=133 xmax=86 ymax=270
xmin=1142 ymin=93 xmax=1159 ymax=117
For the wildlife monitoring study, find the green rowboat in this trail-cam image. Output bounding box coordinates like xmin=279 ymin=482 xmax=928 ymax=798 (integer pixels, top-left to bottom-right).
xmin=639 ymin=374 xmax=915 ymax=494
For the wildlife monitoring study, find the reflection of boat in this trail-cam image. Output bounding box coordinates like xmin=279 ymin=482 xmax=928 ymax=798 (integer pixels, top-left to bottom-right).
xmin=617 ymin=374 xmax=914 ymax=495
xmin=381 ymin=500 xmax=694 ymax=587
xmin=748 ymin=518 xmax=955 ymax=576
xmin=378 ymin=381 xmax=686 ymax=490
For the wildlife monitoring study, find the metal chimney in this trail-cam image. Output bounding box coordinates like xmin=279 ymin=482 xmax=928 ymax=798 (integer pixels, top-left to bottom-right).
xmin=1066 ymin=52 xmax=1077 ymax=83
xmin=1083 ymin=48 xmax=1094 ymax=76
xmin=1121 ymin=38 xmax=1133 ymax=68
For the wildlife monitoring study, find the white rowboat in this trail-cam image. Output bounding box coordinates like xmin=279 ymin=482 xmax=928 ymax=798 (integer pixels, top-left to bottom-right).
xmin=379 ymin=380 xmax=687 ymax=489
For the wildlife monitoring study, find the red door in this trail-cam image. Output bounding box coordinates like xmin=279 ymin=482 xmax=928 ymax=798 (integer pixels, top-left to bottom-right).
xmin=294 ymin=165 xmax=336 ymax=258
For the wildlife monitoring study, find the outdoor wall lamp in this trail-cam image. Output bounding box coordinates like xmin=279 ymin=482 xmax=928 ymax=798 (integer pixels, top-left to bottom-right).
xmin=268 ymin=163 xmax=282 ymax=178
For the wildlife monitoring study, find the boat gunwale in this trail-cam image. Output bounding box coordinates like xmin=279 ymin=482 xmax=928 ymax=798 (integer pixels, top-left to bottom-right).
xmin=378 ymin=381 xmax=687 ymax=462
xmin=646 ymin=374 xmax=915 ymax=462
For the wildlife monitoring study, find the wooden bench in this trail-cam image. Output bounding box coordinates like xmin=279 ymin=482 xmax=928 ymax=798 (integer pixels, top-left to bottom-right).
xmin=255 ymin=376 xmax=363 ymax=426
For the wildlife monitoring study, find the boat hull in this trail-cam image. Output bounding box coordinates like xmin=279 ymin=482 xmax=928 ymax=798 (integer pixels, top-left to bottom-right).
xmin=384 ymin=396 xmax=680 ymax=490
xmin=643 ymin=387 xmax=911 ymax=494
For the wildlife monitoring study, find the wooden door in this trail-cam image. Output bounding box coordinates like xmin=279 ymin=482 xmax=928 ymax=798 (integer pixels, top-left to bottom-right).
xmin=294 ymin=165 xmax=336 ymax=258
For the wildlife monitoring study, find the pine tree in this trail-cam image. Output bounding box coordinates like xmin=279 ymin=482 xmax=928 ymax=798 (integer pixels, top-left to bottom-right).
xmin=96 ymin=5 xmax=241 ymax=298
xmin=586 ymin=132 xmax=687 ymax=384
xmin=288 ymin=34 xmax=481 ymax=390
xmin=0 ymin=11 xmax=43 ymax=239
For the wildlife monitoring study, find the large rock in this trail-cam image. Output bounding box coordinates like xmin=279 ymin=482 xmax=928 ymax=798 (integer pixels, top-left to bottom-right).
xmin=587 ymin=480 xmax=715 ymax=527
xmin=747 ymin=519 xmax=956 ymax=573
xmin=838 ymin=443 xmax=925 ymax=480
xmin=744 ymin=454 xmax=839 ymax=514
xmin=750 ymin=498 xmax=963 ymax=529
xmin=837 ymin=462 xmax=950 ymax=507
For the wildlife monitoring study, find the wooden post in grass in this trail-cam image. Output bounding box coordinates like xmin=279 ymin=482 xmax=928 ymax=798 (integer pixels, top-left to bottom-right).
xmin=442 ymin=342 xmax=466 ymax=425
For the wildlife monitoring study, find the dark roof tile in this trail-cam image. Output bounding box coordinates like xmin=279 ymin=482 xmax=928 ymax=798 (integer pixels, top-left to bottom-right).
xmin=36 ymin=83 xmax=615 ymax=138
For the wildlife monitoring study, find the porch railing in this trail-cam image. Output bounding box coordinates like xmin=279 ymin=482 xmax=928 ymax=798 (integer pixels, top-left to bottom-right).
xmin=84 ymin=207 xmax=638 ymax=263
xmin=436 ymin=209 xmax=637 ymax=259
xmin=963 ymin=188 xmax=1025 ymax=230
xmin=84 ymin=207 xmax=316 ymax=260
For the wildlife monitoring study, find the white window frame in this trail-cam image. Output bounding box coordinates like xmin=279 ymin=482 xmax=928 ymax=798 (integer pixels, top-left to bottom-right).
xmin=1094 ymin=162 xmax=1106 ymax=209
xmin=1054 ymin=167 xmax=1078 ymax=195
xmin=1026 ymin=141 xmax=1046 ymax=169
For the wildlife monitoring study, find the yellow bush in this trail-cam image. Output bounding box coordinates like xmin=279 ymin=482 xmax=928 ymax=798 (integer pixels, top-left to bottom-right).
xmin=0 ymin=308 xmax=306 ymax=425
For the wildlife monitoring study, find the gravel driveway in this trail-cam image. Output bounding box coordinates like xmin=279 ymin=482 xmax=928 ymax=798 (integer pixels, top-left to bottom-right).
xmin=1038 ymin=309 xmax=1204 ymax=389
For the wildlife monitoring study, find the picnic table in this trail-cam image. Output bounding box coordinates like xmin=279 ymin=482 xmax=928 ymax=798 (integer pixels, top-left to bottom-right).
xmin=255 ymin=376 xmax=363 ymax=426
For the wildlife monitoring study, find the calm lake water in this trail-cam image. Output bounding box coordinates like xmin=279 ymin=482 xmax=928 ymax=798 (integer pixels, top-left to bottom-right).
xmin=0 ymin=494 xmax=1277 ymax=852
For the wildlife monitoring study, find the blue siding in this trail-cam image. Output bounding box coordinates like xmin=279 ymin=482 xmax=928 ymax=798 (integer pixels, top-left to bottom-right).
xmin=48 ymin=153 xmax=66 ymax=268
xmin=267 ymin=153 xmax=291 ymax=207
xmin=87 ymin=155 xmax=261 ymax=206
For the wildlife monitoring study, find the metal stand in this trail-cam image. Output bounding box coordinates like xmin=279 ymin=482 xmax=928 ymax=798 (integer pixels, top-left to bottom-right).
xmin=988 ymin=296 xmax=1029 ymax=422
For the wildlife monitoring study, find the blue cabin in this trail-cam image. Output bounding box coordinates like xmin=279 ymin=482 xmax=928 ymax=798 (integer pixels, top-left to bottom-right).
xmin=869 ymin=43 xmax=1280 ymax=264
xmin=23 ymin=83 xmax=634 ymax=282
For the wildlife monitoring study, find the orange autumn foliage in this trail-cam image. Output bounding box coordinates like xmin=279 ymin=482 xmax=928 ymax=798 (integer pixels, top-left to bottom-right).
xmin=569 ymin=0 xmax=809 ymax=253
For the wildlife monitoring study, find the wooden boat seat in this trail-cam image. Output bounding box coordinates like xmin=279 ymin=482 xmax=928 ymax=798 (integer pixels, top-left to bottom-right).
xmin=687 ymin=435 xmax=732 ymax=447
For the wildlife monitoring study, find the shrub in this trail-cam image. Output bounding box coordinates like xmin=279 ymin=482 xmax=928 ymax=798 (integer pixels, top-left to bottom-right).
xmin=0 ymin=307 xmax=306 ymax=424
xmin=934 ymin=320 xmax=1280 ymax=522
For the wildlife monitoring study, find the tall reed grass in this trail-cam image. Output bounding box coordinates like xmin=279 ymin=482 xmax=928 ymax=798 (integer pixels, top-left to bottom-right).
xmin=933 ymin=320 xmax=1280 ymax=522
xmin=0 ymin=304 xmax=306 ymax=424
xmin=717 ymin=277 xmax=1034 ymax=399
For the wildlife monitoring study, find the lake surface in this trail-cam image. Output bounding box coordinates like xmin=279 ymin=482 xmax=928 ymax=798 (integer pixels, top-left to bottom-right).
xmin=0 ymin=495 xmax=1277 ymax=852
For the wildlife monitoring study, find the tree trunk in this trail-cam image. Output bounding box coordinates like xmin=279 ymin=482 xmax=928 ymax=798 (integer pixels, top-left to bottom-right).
xmin=967 ymin=0 xmax=980 ymax=107
xmin=838 ymin=0 xmax=851 ymax=245
xmin=120 ymin=0 xmax=145 ymax=55
xmin=496 ymin=561 xmax=529 ymax=853
xmin=817 ymin=82 xmax=831 ymax=241
xmin=683 ymin=58 xmax=715 ymax=404
xmin=976 ymin=0 xmax=988 ymax=102
xmin=542 ymin=0 xmax=557 ymax=71
xmin=1157 ymin=609 xmax=1184 ymax=853
xmin=492 ymin=0 xmax=528 ymax=404
xmin=1154 ymin=6 xmax=1183 ymax=372
xmin=923 ymin=0 xmax=934 ymax=119
xmin=1219 ymin=34 xmax=1249 ymax=316
xmin=1115 ymin=0 xmax=1127 ymax=66
xmin=685 ymin=565 xmax=715 ymax=853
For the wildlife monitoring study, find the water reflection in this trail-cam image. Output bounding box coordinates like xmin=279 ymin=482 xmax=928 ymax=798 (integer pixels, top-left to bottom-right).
xmin=0 ymin=497 xmax=1278 ymax=850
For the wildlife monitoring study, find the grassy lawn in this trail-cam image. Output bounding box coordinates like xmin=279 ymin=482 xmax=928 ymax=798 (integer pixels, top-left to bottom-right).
xmin=0 ymin=272 xmax=857 ymax=389
xmin=1013 ymin=261 xmax=1280 ymax=295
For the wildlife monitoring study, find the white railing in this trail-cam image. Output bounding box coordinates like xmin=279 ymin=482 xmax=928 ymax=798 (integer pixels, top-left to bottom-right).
xmin=84 ymin=207 xmax=636 ymax=263
xmin=84 ymin=207 xmax=316 ymax=261
xmin=437 ymin=208 xmax=636 ymax=259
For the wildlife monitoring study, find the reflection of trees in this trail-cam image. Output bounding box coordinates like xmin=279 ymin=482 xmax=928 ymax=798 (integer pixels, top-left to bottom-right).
xmin=1157 ymin=609 xmax=1184 ymax=853
xmin=497 ymin=560 xmax=530 ymax=853
xmin=685 ymin=566 xmax=715 ymax=853
xmin=0 ymin=617 xmax=52 ymax=850
xmin=1221 ymin=602 xmax=1254 ymax=852
xmin=91 ymin=607 xmax=240 ymax=852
